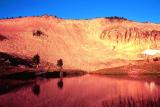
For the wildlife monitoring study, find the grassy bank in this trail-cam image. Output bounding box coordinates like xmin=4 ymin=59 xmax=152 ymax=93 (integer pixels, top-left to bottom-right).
xmin=92 ymin=61 xmax=160 ymax=75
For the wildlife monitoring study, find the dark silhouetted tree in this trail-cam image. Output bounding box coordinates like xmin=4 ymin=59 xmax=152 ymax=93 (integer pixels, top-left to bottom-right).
xmin=57 ymin=59 xmax=63 ymax=78
xmin=32 ymin=54 xmax=40 ymax=67
xmin=57 ymin=59 xmax=63 ymax=69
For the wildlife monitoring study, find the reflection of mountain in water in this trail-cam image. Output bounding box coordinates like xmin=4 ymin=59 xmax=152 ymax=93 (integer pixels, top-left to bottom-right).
xmin=0 ymin=75 xmax=160 ymax=107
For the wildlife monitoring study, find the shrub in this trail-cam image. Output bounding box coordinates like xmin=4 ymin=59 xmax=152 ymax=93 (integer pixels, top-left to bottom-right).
xmin=33 ymin=30 xmax=44 ymax=37
xmin=153 ymin=57 xmax=160 ymax=61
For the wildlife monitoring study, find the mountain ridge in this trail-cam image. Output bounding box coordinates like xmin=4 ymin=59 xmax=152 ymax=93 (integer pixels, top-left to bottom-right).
xmin=0 ymin=15 xmax=159 ymax=24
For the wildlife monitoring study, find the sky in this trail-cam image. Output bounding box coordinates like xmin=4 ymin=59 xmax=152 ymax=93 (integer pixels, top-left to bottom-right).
xmin=0 ymin=0 xmax=160 ymax=23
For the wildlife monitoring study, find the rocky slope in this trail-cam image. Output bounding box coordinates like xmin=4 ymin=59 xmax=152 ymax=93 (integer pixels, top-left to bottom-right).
xmin=0 ymin=16 xmax=160 ymax=71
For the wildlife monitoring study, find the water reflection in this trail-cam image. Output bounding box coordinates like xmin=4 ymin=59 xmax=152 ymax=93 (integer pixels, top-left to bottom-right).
xmin=145 ymin=81 xmax=157 ymax=92
xmin=57 ymin=70 xmax=64 ymax=89
xmin=0 ymin=75 xmax=160 ymax=107
xmin=57 ymin=79 xmax=63 ymax=89
xmin=0 ymin=80 xmax=34 ymax=95
xmin=32 ymin=83 xmax=40 ymax=96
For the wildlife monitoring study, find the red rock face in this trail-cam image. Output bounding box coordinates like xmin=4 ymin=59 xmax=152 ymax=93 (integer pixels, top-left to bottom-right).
xmin=100 ymin=27 xmax=160 ymax=49
xmin=101 ymin=27 xmax=160 ymax=42
xmin=0 ymin=16 xmax=160 ymax=71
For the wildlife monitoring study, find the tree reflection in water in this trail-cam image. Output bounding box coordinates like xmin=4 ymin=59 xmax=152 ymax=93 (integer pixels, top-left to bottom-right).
xmin=57 ymin=70 xmax=64 ymax=89
xmin=32 ymin=84 xmax=40 ymax=96
xmin=57 ymin=79 xmax=63 ymax=89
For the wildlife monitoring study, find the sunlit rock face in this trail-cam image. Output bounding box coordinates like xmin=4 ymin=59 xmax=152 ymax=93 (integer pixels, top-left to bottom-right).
xmin=0 ymin=16 xmax=160 ymax=71
xmin=100 ymin=24 xmax=160 ymax=59
xmin=100 ymin=27 xmax=160 ymax=47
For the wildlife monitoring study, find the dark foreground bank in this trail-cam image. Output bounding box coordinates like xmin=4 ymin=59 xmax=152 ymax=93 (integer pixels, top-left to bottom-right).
xmin=0 ymin=70 xmax=86 ymax=80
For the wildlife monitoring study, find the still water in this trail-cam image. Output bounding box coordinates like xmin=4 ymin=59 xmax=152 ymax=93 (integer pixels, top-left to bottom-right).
xmin=0 ymin=74 xmax=160 ymax=107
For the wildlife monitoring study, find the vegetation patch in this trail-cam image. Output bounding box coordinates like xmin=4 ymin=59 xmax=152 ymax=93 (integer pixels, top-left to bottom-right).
xmin=105 ymin=16 xmax=128 ymax=21
xmin=33 ymin=30 xmax=46 ymax=37
xmin=0 ymin=35 xmax=7 ymax=41
xmin=0 ymin=52 xmax=33 ymax=68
